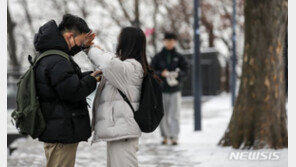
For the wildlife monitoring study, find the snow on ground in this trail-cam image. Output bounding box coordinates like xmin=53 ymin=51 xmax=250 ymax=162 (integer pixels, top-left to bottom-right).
xmin=7 ymin=110 xmax=18 ymax=134
xmin=7 ymin=93 xmax=287 ymax=167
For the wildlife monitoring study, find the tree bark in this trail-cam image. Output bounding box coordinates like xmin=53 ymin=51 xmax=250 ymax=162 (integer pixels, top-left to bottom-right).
xmin=21 ymin=0 xmax=35 ymax=36
xmin=151 ymin=0 xmax=159 ymax=54
xmin=284 ymin=30 xmax=288 ymax=95
xmin=117 ymin=0 xmax=133 ymax=25
xmin=219 ymin=0 xmax=288 ymax=149
xmin=133 ymin=0 xmax=140 ymax=27
xmin=201 ymin=14 xmax=214 ymax=47
xmin=7 ymin=5 xmax=19 ymax=69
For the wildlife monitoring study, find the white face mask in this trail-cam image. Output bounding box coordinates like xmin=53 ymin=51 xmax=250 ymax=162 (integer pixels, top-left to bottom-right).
xmin=69 ymin=36 xmax=83 ymax=56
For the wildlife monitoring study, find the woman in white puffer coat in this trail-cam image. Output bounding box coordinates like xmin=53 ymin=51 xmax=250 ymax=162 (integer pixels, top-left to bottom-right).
xmin=88 ymin=27 xmax=151 ymax=167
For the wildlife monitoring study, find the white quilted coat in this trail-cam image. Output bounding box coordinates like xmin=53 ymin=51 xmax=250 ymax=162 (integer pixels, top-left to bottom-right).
xmin=88 ymin=47 xmax=143 ymax=143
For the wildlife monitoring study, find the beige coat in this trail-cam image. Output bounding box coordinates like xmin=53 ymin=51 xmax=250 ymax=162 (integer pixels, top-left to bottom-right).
xmin=88 ymin=47 xmax=143 ymax=142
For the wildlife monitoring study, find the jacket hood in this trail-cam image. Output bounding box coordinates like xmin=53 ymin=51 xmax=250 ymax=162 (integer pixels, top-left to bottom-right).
xmin=34 ymin=20 xmax=69 ymax=53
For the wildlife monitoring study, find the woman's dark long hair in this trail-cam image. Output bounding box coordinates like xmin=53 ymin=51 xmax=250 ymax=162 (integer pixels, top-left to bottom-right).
xmin=116 ymin=27 xmax=151 ymax=76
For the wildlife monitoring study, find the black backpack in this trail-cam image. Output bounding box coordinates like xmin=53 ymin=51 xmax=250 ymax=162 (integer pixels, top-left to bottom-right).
xmin=118 ymin=72 xmax=164 ymax=133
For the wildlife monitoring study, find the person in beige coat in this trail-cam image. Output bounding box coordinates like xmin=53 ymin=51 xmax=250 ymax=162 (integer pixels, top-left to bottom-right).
xmin=88 ymin=27 xmax=151 ymax=167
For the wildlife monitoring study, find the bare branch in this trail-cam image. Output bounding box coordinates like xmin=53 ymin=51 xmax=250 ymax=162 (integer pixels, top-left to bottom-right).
xmin=117 ymin=0 xmax=133 ymax=25
xmin=151 ymin=0 xmax=160 ymax=53
xmin=7 ymin=5 xmax=19 ymax=68
xmin=162 ymin=3 xmax=188 ymax=50
xmin=51 ymin=0 xmax=69 ymax=15
xmin=73 ymin=0 xmax=89 ymax=18
xmin=95 ymin=0 xmax=124 ymax=27
xmin=20 ymin=0 xmax=35 ymax=36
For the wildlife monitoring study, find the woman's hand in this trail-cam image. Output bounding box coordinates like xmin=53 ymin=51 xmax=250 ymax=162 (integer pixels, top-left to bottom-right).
xmin=83 ymin=31 xmax=96 ymax=48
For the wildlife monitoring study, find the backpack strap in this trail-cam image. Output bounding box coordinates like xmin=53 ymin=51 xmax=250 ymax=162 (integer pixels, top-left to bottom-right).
xmin=34 ymin=49 xmax=70 ymax=66
xmin=118 ymin=89 xmax=136 ymax=113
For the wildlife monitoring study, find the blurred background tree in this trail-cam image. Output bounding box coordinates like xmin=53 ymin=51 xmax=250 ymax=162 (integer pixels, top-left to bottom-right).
xmin=219 ymin=0 xmax=288 ymax=149
xmin=7 ymin=0 xmax=244 ymax=76
xmin=7 ymin=5 xmax=18 ymax=72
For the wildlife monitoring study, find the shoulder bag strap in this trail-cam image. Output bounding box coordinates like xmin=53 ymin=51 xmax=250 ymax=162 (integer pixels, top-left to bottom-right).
xmin=117 ymin=89 xmax=136 ymax=113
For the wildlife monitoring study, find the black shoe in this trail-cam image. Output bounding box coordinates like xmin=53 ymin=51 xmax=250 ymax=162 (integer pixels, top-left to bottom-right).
xmin=161 ymin=138 xmax=168 ymax=145
xmin=171 ymin=140 xmax=178 ymax=145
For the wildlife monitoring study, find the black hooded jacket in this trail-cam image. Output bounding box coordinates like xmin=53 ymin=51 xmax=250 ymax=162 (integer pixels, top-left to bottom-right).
xmin=34 ymin=20 xmax=97 ymax=143
xmin=151 ymin=47 xmax=188 ymax=93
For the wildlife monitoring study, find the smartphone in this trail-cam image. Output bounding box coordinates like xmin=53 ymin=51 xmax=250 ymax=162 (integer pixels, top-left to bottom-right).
xmin=95 ymin=73 xmax=102 ymax=78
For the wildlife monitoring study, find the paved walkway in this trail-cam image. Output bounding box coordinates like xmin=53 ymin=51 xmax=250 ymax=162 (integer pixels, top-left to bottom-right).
xmin=7 ymin=94 xmax=288 ymax=167
xmin=8 ymin=98 xmax=201 ymax=167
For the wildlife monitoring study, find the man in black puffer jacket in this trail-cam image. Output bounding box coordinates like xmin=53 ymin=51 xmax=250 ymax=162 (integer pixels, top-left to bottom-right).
xmin=34 ymin=14 xmax=100 ymax=167
xmin=151 ymin=32 xmax=188 ymax=146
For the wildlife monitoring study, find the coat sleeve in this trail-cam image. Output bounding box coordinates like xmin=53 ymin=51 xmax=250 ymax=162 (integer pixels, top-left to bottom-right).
xmin=81 ymin=71 xmax=93 ymax=77
xmin=88 ymin=47 xmax=141 ymax=95
xmin=48 ymin=58 xmax=97 ymax=102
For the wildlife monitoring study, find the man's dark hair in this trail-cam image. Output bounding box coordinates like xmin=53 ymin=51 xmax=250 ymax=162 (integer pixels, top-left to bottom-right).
xmin=164 ymin=32 xmax=177 ymax=40
xmin=58 ymin=14 xmax=91 ymax=35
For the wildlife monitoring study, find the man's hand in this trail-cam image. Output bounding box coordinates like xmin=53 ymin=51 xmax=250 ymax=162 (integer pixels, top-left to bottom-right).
xmin=161 ymin=69 xmax=169 ymax=77
xmin=83 ymin=31 xmax=96 ymax=48
xmin=90 ymin=70 xmax=102 ymax=82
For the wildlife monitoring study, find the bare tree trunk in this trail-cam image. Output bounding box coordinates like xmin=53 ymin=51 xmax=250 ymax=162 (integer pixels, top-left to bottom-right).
xmin=20 ymin=0 xmax=35 ymax=36
xmin=219 ymin=0 xmax=288 ymax=149
xmin=283 ymin=29 xmax=288 ymax=96
xmin=201 ymin=14 xmax=214 ymax=47
xmin=133 ymin=0 xmax=140 ymax=27
xmin=7 ymin=5 xmax=19 ymax=70
xmin=115 ymin=0 xmax=141 ymax=27
xmin=151 ymin=0 xmax=159 ymax=54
